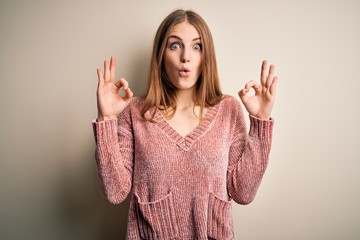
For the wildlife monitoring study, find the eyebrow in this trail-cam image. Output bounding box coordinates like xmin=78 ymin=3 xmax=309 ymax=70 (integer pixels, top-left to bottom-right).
xmin=168 ymin=35 xmax=201 ymax=41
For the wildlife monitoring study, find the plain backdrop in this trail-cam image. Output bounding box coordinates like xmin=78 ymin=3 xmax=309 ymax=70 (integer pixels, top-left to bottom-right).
xmin=1 ymin=0 xmax=359 ymax=239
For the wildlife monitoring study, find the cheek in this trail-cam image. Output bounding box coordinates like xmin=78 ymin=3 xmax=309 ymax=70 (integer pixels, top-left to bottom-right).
xmin=163 ymin=56 xmax=178 ymax=83
xmin=195 ymin=56 xmax=203 ymax=72
xmin=163 ymin=55 xmax=171 ymax=74
xmin=164 ymin=53 xmax=177 ymax=70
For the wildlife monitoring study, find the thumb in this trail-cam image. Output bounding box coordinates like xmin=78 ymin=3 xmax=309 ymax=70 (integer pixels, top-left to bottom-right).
xmin=238 ymin=88 xmax=249 ymax=103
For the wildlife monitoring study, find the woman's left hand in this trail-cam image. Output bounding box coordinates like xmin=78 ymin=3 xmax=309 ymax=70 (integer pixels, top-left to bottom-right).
xmin=238 ymin=60 xmax=278 ymax=120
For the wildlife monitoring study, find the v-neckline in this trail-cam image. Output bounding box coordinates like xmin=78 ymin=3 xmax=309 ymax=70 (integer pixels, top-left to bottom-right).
xmin=152 ymin=103 xmax=221 ymax=151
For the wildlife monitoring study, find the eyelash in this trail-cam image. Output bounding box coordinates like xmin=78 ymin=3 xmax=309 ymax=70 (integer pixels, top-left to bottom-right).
xmin=193 ymin=44 xmax=202 ymax=51
xmin=169 ymin=42 xmax=202 ymax=51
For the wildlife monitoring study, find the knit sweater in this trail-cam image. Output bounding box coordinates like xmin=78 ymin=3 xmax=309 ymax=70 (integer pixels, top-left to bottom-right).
xmin=92 ymin=95 xmax=274 ymax=240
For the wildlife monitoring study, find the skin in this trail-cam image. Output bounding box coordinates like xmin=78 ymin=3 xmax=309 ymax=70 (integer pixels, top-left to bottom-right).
xmin=96 ymin=21 xmax=278 ymax=131
xmin=160 ymin=21 xmax=205 ymax=136
xmin=238 ymin=60 xmax=278 ymax=120
xmin=163 ymin=21 xmax=203 ymax=95
xmin=96 ymin=57 xmax=133 ymax=121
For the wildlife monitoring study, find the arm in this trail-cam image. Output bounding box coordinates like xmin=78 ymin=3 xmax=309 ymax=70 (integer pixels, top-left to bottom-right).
xmin=227 ymin=60 xmax=277 ymax=204
xmin=227 ymin=113 xmax=273 ymax=204
xmin=92 ymin=110 xmax=134 ymax=204
xmin=93 ymin=56 xmax=134 ymax=204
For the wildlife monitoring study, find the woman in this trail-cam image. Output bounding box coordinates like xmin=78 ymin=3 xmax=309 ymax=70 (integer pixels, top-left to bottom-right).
xmin=93 ymin=9 xmax=278 ymax=239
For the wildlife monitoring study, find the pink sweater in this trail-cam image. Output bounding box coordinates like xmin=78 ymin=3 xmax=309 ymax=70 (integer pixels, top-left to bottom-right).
xmin=92 ymin=96 xmax=273 ymax=239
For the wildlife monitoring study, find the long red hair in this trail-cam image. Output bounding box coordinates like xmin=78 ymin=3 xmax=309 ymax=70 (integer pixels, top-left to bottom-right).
xmin=141 ymin=9 xmax=223 ymax=120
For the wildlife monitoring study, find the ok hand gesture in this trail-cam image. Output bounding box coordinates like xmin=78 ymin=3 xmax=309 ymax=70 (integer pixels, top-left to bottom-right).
xmin=238 ymin=60 xmax=278 ymax=120
xmin=96 ymin=56 xmax=133 ymax=121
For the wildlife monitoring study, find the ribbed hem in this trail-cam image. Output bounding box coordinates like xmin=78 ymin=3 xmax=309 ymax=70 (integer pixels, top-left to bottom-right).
xmin=207 ymin=193 xmax=234 ymax=239
xmin=135 ymin=193 xmax=179 ymax=239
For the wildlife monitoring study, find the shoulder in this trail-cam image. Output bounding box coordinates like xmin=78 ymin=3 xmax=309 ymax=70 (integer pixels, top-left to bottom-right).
xmin=121 ymin=96 xmax=144 ymax=114
xmin=212 ymin=95 xmax=247 ymax=139
xmin=219 ymin=95 xmax=242 ymax=111
xmin=118 ymin=96 xmax=144 ymax=122
xmin=128 ymin=96 xmax=144 ymax=108
xmin=217 ymin=95 xmax=245 ymax=124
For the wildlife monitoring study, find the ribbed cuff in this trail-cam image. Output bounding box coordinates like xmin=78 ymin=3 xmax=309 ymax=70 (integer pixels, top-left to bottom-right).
xmin=249 ymin=115 xmax=274 ymax=141
xmin=92 ymin=118 xmax=118 ymax=144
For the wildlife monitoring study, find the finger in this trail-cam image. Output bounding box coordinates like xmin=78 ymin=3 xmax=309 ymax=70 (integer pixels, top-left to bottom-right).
xmin=114 ymin=79 xmax=123 ymax=90
xmin=97 ymin=68 xmax=104 ymax=87
xmin=260 ymin=60 xmax=268 ymax=86
xmin=124 ymin=86 xmax=133 ymax=101
xmin=244 ymin=80 xmax=262 ymax=93
xmin=114 ymin=78 xmax=130 ymax=92
xmin=114 ymin=78 xmax=133 ymax=100
xmin=110 ymin=56 xmax=116 ymax=82
xmin=269 ymin=76 xmax=278 ymax=96
xmin=244 ymin=80 xmax=256 ymax=91
xmin=238 ymin=80 xmax=261 ymax=101
xmin=119 ymin=78 xmax=129 ymax=91
xmin=266 ymin=64 xmax=275 ymax=88
xmin=104 ymin=59 xmax=110 ymax=82
xmin=252 ymin=82 xmax=262 ymax=95
xmin=238 ymin=87 xmax=247 ymax=97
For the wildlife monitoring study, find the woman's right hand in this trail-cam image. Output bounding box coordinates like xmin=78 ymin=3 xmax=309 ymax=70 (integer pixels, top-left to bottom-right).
xmin=96 ymin=56 xmax=133 ymax=121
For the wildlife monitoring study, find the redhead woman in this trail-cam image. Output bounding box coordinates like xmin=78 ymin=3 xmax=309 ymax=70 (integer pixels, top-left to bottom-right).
xmin=93 ymin=9 xmax=278 ymax=239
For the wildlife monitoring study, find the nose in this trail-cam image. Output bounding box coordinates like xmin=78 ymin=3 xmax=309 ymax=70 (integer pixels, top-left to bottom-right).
xmin=181 ymin=48 xmax=190 ymax=63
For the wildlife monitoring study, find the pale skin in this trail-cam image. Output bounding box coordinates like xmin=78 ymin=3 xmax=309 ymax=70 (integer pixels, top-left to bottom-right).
xmin=96 ymin=21 xmax=278 ymax=136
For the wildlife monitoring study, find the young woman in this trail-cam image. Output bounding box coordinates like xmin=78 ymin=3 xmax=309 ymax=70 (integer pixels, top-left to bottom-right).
xmin=93 ymin=9 xmax=278 ymax=239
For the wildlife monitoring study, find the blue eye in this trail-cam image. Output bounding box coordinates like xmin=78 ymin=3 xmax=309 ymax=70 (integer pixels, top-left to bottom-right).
xmin=170 ymin=43 xmax=181 ymax=50
xmin=193 ymin=43 xmax=202 ymax=51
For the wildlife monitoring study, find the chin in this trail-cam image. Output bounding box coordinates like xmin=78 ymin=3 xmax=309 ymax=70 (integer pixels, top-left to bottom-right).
xmin=175 ymin=82 xmax=197 ymax=91
xmin=174 ymin=78 xmax=197 ymax=89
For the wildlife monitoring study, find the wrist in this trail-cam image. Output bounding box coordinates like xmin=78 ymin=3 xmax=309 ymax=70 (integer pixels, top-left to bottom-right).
xmin=253 ymin=114 xmax=271 ymax=120
xmin=97 ymin=114 xmax=117 ymax=122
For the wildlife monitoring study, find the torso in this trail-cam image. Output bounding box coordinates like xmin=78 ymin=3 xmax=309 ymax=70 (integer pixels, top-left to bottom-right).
xmin=124 ymin=96 xmax=240 ymax=239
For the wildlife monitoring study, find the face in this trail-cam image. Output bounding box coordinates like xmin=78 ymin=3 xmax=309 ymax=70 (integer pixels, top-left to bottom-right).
xmin=163 ymin=21 xmax=203 ymax=92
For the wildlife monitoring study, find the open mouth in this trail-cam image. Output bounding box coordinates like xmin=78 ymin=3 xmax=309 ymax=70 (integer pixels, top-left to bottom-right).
xmin=179 ymin=68 xmax=190 ymax=72
xmin=179 ymin=69 xmax=190 ymax=76
xmin=179 ymin=67 xmax=190 ymax=75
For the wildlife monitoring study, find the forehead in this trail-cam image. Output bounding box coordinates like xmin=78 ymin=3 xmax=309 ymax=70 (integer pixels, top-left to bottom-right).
xmin=168 ymin=21 xmax=200 ymax=39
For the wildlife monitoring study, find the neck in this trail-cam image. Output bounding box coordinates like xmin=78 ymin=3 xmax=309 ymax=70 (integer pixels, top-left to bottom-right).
xmin=175 ymin=88 xmax=196 ymax=110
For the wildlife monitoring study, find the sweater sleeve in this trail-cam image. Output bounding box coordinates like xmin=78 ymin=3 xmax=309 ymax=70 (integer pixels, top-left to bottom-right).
xmin=226 ymin=101 xmax=274 ymax=205
xmin=92 ymin=105 xmax=134 ymax=205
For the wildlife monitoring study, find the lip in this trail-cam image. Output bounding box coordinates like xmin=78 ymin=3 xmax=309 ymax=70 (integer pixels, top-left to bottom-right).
xmin=179 ymin=67 xmax=190 ymax=77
